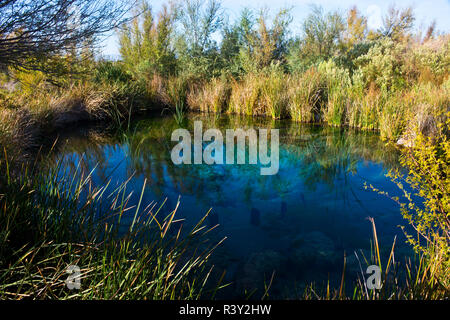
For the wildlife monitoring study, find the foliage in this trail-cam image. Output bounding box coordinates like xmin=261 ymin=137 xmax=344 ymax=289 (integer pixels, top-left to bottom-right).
xmin=342 ymin=6 xmax=368 ymax=51
xmin=379 ymin=5 xmax=415 ymax=42
xmin=94 ymin=61 xmax=132 ymax=84
xmin=240 ymin=8 xmax=292 ymax=74
xmin=0 ymin=155 xmax=221 ymax=299
xmin=172 ymin=0 xmax=223 ymax=80
xmin=187 ymin=77 xmax=231 ymax=114
xmin=287 ymin=68 xmax=325 ymax=123
xmin=288 ymin=5 xmax=344 ymax=70
xmin=261 ymin=64 xmax=289 ymax=119
xmin=0 ymin=0 xmax=131 ymax=74
xmin=405 ymin=37 xmax=450 ymax=85
xmin=318 ymin=60 xmax=351 ymax=126
xmin=119 ymin=1 xmax=177 ymax=78
xmin=393 ymin=130 xmax=449 ymax=255
xmin=354 ymin=37 xmax=407 ymax=92
xmin=367 ymin=118 xmax=450 ymax=296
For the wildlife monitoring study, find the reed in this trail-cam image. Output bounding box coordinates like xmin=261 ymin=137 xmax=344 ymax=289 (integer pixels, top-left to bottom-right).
xmin=287 ymin=68 xmax=325 ymax=123
xmin=261 ymin=67 xmax=289 ymax=120
xmin=188 ymin=78 xmax=231 ymax=114
xmin=0 ymin=153 xmax=222 ymax=299
xmin=319 ymin=61 xmax=351 ymax=127
xmin=2 ymin=66 xmax=448 ymax=146
xmin=347 ymin=84 xmax=382 ymax=130
xmin=228 ymin=73 xmax=264 ymax=117
xmin=378 ymin=91 xmax=410 ymax=141
xmin=304 ymin=218 xmax=449 ymax=300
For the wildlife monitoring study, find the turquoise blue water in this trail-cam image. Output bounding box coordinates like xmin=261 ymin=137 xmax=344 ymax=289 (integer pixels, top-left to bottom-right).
xmin=54 ymin=114 xmax=412 ymax=298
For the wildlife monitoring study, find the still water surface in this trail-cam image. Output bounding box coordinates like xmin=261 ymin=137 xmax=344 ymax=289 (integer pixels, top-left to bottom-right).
xmin=54 ymin=114 xmax=412 ymax=298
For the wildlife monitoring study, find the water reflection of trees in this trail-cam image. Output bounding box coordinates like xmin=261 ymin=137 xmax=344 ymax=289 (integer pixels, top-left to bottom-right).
xmin=283 ymin=125 xmax=401 ymax=190
xmin=51 ymin=114 xmax=401 ymax=207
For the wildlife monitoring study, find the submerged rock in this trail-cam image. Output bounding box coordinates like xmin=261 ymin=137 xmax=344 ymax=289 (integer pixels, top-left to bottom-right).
xmin=290 ymin=231 xmax=338 ymax=269
xmin=280 ymin=201 xmax=287 ymax=218
xmin=250 ymin=208 xmax=260 ymax=226
xmin=237 ymin=250 xmax=285 ymax=295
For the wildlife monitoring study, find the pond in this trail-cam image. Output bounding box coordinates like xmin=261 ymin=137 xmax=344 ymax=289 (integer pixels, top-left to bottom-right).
xmin=52 ymin=113 xmax=413 ymax=299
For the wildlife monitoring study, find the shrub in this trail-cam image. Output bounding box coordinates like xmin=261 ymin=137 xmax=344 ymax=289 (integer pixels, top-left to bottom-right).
xmin=355 ymin=38 xmax=407 ymax=92
xmin=404 ymin=35 xmax=450 ymax=85
xmin=380 ymin=121 xmax=450 ymax=296
xmin=94 ymin=61 xmax=132 ymax=84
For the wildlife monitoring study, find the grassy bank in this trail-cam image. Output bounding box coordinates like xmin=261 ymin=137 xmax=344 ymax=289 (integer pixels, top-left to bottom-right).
xmin=1 ymin=2 xmax=448 ymax=148
xmin=0 ymin=153 xmax=225 ymax=299
xmin=1 ymin=44 xmax=448 ymax=155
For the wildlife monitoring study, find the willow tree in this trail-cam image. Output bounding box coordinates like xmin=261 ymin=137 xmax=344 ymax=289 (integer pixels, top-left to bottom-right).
xmin=380 ymin=5 xmax=415 ymax=42
xmin=119 ymin=1 xmax=177 ymax=77
xmin=173 ymin=0 xmax=223 ymax=79
xmin=302 ymin=6 xmax=345 ymax=60
xmin=221 ymin=7 xmax=292 ymax=76
xmin=0 ymin=0 xmax=132 ymax=73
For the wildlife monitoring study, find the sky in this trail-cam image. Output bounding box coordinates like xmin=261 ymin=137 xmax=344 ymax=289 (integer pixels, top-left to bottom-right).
xmin=101 ymin=0 xmax=450 ymax=58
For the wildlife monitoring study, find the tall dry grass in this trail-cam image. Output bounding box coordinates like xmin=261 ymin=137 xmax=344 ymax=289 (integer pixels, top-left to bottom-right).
xmin=228 ymin=73 xmax=264 ymax=117
xmin=347 ymin=84 xmax=382 ymax=131
xmin=287 ymin=68 xmax=325 ymax=123
xmin=187 ymin=78 xmax=231 ymax=114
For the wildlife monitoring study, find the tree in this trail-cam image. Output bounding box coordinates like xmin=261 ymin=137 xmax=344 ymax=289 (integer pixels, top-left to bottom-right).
xmin=223 ymin=7 xmax=254 ymax=52
xmin=219 ymin=8 xmax=254 ymax=76
xmin=222 ymin=7 xmax=292 ymax=75
xmin=342 ymin=6 xmax=367 ymax=50
xmin=119 ymin=1 xmax=177 ymax=77
xmin=380 ymin=5 xmax=415 ymax=42
xmin=331 ymin=6 xmax=370 ymax=73
xmin=0 ymin=0 xmax=132 ymax=73
xmin=299 ymin=5 xmax=345 ymax=65
xmin=173 ymin=0 xmax=223 ymax=78
xmin=175 ymin=0 xmax=222 ymax=55
xmin=250 ymin=8 xmax=292 ymax=70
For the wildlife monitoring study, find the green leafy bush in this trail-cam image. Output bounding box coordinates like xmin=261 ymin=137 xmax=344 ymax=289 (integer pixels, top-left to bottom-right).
xmin=94 ymin=61 xmax=131 ymax=84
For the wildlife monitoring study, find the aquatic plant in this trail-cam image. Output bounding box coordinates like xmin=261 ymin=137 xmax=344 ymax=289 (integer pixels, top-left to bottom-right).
xmin=0 ymin=153 xmax=224 ymax=299
xmin=287 ymin=68 xmax=325 ymax=123
xmin=261 ymin=65 xmax=289 ymax=119
xmin=187 ymin=77 xmax=231 ymax=114
xmin=304 ymin=217 xmax=449 ymax=300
